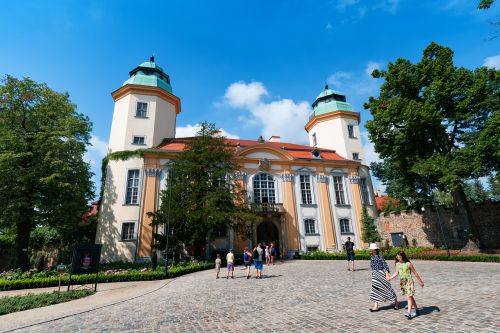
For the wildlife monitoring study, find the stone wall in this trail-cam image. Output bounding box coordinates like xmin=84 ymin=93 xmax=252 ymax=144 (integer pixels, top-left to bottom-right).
xmin=376 ymin=201 xmax=500 ymax=249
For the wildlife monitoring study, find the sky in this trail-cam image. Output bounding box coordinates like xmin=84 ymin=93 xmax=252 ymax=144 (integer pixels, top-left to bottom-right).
xmin=1 ymin=0 xmax=499 ymax=196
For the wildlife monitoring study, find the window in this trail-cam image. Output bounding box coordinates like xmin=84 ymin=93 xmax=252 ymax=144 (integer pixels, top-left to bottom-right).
xmin=307 ymin=246 xmax=319 ymax=252
xmin=136 ymin=102 xmax=148 ymax=117
xmin=213 ymin=226 xmax=227 ymax=238
xmin=253 ymin=173 xmax=276 ymax=203
xmin=347 ymin=125 xmax=355 ymax=138
xmin=300 ymin=175 xmax=313 ymax=204
xmin=312 ymin=133 xmax=317 ymax=146
xmin=125 ymin=169 xmax=140 ymax=204
xmin=121 ymin=222 xmax=135 ymax=240
xmin=332 ymin=176 xmax=346 ymax=205
xmin=360 ymin=178 xmax=371 ymax=205
xmin=304 ymin=219 xmax=316 ymax=234
xmin=340 ymin=218 xmax=351 ymax=233
xmin=352 ymin=153 xmax=360 ymax=160
xmin=132 ymin=136 xmax=145 ymax=145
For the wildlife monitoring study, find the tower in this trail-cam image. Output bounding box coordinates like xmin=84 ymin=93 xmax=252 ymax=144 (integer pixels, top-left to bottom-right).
xmin=305 ymin=85 xmax=363 ymax=162
xmin=96 ymin=56 xmax=181 ymax=263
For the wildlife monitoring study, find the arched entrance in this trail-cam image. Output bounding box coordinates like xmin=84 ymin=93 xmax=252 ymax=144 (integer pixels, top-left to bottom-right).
xmin=256 ymin=220 xmax=280 ymax=257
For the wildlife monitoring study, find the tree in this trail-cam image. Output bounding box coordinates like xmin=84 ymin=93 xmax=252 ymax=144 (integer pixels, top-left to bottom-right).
xmin=365 ymin=43 xmax=499 ymax=247
xmin=487 ymin=173 xmax=500 ymax=201
xmin=478 ymin=0 xmax=495 ymax=9
xmin=0 ymin=76 xmax=94 ymax=270
xmin=463 ymin=179 xmax=488 ymax=203
xmin=361 ymin=205 xmax=382 ymax=244
xmin=151 ymin=122 xmax=259 ymax=259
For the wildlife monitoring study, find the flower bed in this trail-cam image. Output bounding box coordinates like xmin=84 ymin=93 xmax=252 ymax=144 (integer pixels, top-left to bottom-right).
xmin=0 ymin=262 xmax=214 ymax=291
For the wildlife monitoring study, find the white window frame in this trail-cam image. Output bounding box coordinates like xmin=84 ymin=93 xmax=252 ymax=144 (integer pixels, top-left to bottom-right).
xmin=299 ymin=174 xmax=313 ymax=205
xmin=253 ymin=173 xmax=276 ymax=204
xmin=360 ymin=177 xmax=372 ymax=205
xmin=125 ymin=169 xmax=141 ymax=205
xmin=120 ymin=221 xmax=137 ymax=241
xmin=332 ymin=175 xmax=347 ymax=205
xmin=339 ymin=218 xmax=351 ymax=233
xmin=135 ymin=101 xmax=148 ymax=118
xmin=132 ymin=135 xmax=146 ymax=145
xmin=304 ymin=218 xmax=316 ymax=235
xmin=347 ymin=124 xmax=355 ymax=138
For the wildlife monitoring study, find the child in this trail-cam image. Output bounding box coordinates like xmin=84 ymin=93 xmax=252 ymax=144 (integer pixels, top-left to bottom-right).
xmin=215 ymin=254 xmax=221 ymax=279
xmin=388 ymin=251 xmax=424 ymax=319
xmin=243 ymin=247 xmax=252 ymax=279
xmin=226 ymin=249 xmax=235 ymax=279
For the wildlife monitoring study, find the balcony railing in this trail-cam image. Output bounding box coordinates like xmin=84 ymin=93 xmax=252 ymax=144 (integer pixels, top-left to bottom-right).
xmin=250 ymin=203 xmax=285 ymax=214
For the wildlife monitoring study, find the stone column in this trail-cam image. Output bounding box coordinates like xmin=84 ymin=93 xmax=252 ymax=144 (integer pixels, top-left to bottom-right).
xmin=137 ymin=167 xmax=162 ymax=258
xmin=318 ymin=173 xmax=337 ymax=252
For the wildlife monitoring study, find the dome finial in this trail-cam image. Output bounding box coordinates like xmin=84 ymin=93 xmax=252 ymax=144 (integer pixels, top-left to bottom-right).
xmin=324 ymin=82 xmax=329 ymax=90
xmin=150 ymin=53 xmax=155 ymax=63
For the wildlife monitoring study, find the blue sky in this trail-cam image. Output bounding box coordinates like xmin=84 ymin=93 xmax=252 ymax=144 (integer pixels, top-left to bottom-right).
xmin=1 ymin=0 xmax=499 ymax=195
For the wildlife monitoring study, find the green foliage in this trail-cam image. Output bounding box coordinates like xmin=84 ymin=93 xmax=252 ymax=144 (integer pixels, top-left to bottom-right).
xmin=300 ymin=247 xmax=500 ymax=263
xmin=478 ymin=0 xmax=495 ymax=9
xmin=0 ymin=290 xmax=94 ymax=315
xmin=463 ymin=179 xmax=488 ymax=203
xmin=152 ymin=122 xmax=260 ymax=256
xmin=0 ymin=75 xmax=94 ymax=270
xmin=365 ymin=43 xmax=499 ymax=244
xmin=487 ymin=173 xmax=500 ymax=201
xmin=360 ymin=205 xmax=382 ymax=243
xmin=0 ymin=261 xmax=214 ymax=291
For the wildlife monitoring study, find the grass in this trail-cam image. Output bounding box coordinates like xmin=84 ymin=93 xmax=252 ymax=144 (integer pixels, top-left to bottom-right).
xmin=0 ymin=289 xmax=94 ymax=315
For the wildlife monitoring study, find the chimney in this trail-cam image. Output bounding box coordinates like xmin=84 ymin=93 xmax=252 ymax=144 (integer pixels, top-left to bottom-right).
xmin=269 ymin=135 xmax=281 ymax=143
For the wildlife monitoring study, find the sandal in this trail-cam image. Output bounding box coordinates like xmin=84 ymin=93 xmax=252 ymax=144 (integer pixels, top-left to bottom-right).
xmin=369 ymin=308 xmax=379 ymax=312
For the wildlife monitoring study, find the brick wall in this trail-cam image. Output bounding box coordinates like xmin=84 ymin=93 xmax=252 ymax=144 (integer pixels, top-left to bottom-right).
xmin=376 ymin=201 xmax=500 ymax=249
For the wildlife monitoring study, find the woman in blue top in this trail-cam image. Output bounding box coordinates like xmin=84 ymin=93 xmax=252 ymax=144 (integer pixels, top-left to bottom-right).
xmin=369 ymin=243 xmax=398 ymax=312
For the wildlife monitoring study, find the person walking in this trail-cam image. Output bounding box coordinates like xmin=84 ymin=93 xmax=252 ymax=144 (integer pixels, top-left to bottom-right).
xmin=253 ymin=243 xmax=264 ymax=279
xmin=388 ymin=251 xmax=425 ymax=319
xmin=215 ymin=254 xmax=221 ymax=279
xmin=265 ymin=245 xmax=271 ymax=266
xmin=369 ymin=243 xmax=399 ymax=312
xmin=344 ymin=237 xmax=355 ymax=271
xmin=226 ymin=249 xmax=235 ymax=279
xmin=243 ymin=247 xmax=253 ymax=279
xmin=270 ymin=243 xmax=276 ymax=265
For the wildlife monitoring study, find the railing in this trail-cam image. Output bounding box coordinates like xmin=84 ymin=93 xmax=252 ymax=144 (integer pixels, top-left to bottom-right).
xmin=250 ymin=203 xmax=285 ymax=214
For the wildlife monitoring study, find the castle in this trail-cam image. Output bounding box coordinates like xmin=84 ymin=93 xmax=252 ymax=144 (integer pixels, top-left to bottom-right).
xmin=95 ymin=57 xmax=378 ymax=262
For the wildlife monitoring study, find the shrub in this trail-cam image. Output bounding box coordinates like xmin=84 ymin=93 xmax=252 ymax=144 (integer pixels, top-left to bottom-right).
xmin=412 ymin=238 xmax=417 ymax=247
xmin=0 ymin=290 xmax=93 ymax=315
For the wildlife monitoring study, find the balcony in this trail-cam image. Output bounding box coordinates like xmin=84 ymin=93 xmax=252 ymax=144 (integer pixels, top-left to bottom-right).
xmin=250 ymin=203 xmax=285 ymax=215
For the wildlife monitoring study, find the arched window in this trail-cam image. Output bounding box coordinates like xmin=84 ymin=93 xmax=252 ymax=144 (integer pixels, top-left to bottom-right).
xmin=253 ymin=173 xmax=276 ymax=204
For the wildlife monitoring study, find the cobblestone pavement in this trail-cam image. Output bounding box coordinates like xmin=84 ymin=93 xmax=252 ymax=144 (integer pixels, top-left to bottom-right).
xmin=10 ymin=260 xmax=500 ymax=333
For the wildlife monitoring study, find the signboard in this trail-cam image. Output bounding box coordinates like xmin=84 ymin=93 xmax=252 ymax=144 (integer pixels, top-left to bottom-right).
xmin=57 ymin=264 xmax=66 ymax=276
xmin=70 ymin=243 xmax=102 ymax=275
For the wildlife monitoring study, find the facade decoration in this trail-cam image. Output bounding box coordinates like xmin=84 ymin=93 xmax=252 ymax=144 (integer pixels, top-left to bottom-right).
xmin=95 ymin=62 xmax=378 ymax=263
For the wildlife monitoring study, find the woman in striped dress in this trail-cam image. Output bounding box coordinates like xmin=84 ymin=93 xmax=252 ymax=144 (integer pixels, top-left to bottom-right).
xmin=369 ymin=243 xmax=398 ymax=312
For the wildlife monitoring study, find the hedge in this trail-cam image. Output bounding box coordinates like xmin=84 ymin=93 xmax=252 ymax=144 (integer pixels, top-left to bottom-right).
xmin=0 ymin=290 xmax=94 ymax=315
xmin=299 ymin=250 xmax=500 ymax=263
xmin=0 ymin=262 xmax=214 ymax=291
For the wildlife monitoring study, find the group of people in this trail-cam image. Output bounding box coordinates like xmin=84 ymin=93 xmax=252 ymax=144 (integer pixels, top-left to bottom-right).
xmin=214 ymin=243 xmax=277 ymax=280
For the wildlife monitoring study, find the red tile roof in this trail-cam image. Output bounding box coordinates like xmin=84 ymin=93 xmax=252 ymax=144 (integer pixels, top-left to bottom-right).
xmin=155 ymin=137 xmax=349 ymax=162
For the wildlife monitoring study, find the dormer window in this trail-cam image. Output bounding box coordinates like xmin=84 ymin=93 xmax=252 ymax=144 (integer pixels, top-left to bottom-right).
xmin=136 ymin=102 xmax=148 ymax=118
xmin=312 ymin=148 xmax=321 ymax=159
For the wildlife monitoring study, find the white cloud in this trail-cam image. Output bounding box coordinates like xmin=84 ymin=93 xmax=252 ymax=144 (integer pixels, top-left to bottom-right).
xmin=85 ymin=135 xmax=108 ymax=168
xmin=483 ymin=55 xmax=500 ymax=68
xmin=335 ymin=0 xmax=360 ymax=11
xmin=328 ymin=61 xmax=383 ymax=96
xmin=325 ymin=23 xmax=333 ymax=30
xmin=222 ymin=81 xmax=311 ymax=144
xmin=334 ymin=0 xmax=399 ymax=16
xmin=224 ymin=81 xmax=268 ymax=108
xmin=327 ymin=71 xmax=352 ymax=89
xmin=365 ymin=61 xmax=381 ymax=76
xmin=176 ymin=124 xmax=239 ymax=139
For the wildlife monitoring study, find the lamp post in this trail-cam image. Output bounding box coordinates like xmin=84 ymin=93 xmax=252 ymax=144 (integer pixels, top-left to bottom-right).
xmin=164 ymin=166 xmax=173 ymax=278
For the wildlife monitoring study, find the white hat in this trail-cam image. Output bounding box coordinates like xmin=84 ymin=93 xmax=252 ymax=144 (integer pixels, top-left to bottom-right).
xmin=369 ymin=243 xmax=379 ymax=250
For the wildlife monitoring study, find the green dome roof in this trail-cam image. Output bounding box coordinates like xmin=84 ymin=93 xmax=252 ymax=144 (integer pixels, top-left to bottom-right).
xmin=309 ymin=84 xmax=354 ymax=119
xmin=123 ymin=56 xmax=172 ymax=93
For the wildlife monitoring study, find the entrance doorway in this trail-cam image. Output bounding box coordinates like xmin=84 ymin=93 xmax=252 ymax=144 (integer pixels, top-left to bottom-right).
xmin=256 ymin=220 xmax=280 ymax=257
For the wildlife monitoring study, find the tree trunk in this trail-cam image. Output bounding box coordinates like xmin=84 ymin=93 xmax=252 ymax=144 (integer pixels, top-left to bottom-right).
xmin=14 ymin=208 xmax=32 ymax=271
xmin=451 ymin=187 xmax=481 ymax=250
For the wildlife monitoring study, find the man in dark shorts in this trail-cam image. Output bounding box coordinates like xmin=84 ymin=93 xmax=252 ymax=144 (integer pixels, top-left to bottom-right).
xmin=344 ymin=237 xmax=355 ymax=271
